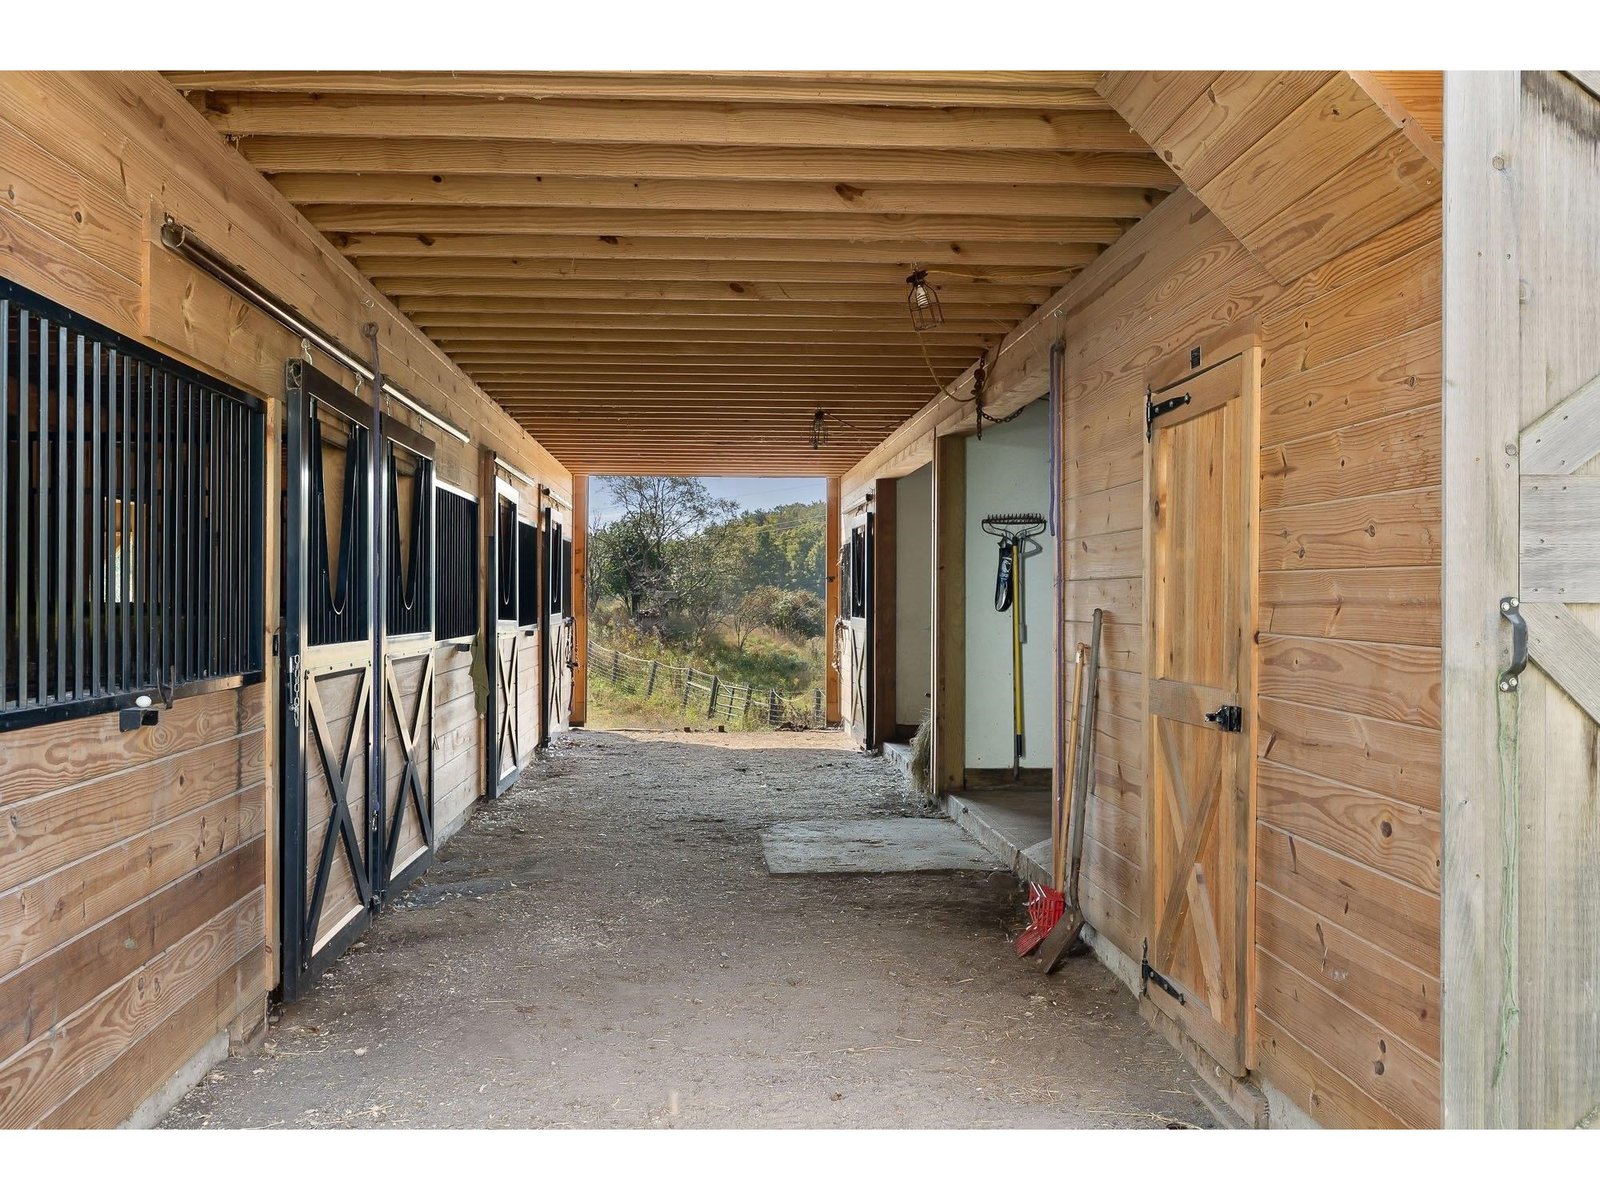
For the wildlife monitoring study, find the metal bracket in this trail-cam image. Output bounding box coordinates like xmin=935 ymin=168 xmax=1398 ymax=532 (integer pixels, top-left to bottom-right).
xmin=1145 ymin=390 xmax=1192 ymax=441
xmin=1141 ymin=939 xmax=1186 ymax=1005
xmin=287 ymin=654 xmax=303 ymax=726
xmin=1499 ymin=596 xmax=1528 ymax=693
xmin=1205 ymin=704 xmax=1244 ymax=733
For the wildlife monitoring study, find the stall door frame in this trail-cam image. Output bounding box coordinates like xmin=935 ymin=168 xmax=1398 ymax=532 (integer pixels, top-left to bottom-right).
xmin=1141 ymin=328 xmax=1261 ymax=1076
xmin=486 ymin=471 xmax=525 ymax=797
xmin=280 ymin=360 xmax=439 ymax=1000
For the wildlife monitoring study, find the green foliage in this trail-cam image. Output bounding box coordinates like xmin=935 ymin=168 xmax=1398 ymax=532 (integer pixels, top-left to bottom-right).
xmin=585 ymin=478 xmax=829 ymax=728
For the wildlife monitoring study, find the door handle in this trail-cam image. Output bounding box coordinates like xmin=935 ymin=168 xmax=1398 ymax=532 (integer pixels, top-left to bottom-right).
xmin=1204 ymin=705 xmax=1243 ymax=733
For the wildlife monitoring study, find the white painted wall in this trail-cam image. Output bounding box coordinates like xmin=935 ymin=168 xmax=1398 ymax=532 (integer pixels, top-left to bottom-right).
xmin=894 ymin=465 xmax=933 ymax=730
xmin=964 ymin=401 xmax=1055 ymax=769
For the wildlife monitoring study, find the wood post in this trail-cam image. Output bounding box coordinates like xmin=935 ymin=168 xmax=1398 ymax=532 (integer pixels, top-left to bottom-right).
xmin=873 ymin=477 xmax=898 ymax=746
xmin=931 ymin=433 xmax=966 ymax=793
xmin=825 ymin=476 xmax=842 ymax=725
xmin=645 ymin=660 xmax=658 ymax=698
xmin=569 ymin=474 xmax=588 ymax=726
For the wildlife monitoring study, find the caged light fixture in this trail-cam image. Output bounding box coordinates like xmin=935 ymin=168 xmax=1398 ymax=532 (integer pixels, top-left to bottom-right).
xmin=811 ymin=409 xmax=829 ymax=450
xmin=905 ymin=268 xmax=944 ymax=331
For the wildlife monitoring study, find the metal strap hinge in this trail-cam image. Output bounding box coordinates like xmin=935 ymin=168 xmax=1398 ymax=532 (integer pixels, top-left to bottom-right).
xmin=1141 ymin=939 xmax=1186 ymax=1005
xmin=1145 ymin=390 xmax=1192 ymax=441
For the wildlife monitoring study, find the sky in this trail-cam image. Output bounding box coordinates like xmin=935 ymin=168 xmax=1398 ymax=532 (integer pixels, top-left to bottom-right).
xmin=588 ymin=476 xmax=825 ymax=526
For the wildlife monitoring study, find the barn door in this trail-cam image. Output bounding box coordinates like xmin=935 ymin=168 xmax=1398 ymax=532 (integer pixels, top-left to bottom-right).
xmin=1444 ymin=71 xmax=1600 ymax=1128
xmin=379 ymin=426 xmax=437 ymax=899
xmin=1143 ymin=340 xmax=1260 ymax=1075
xmin=280 ymin=361 xmax=379 ymax=1000
xmin=847 ymin=514 xmax=874 ymax=747
xmin=545 ymin=511 xmax=575 ymax=738
xmin=281 ymin=361 xmax=441 ymax=999
xmin=486 ymin=474 xmax=524 ymax=796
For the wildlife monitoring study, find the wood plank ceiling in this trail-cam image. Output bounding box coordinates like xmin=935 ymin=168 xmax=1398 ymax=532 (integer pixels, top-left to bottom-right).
xmin=167 ymin=72 xmax=1176 ymax=475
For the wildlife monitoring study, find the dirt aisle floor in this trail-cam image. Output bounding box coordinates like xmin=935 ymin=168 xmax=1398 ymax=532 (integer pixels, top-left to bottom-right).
xmin=163 ymin=730 xmax=1216 ymax=1129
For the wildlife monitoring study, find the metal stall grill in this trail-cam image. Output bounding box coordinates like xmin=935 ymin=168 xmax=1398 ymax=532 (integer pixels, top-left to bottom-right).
xmin=1 ymin=278 xmax=265 ymax=730
xmin=434 ymin=485 xmax=478 ymax=641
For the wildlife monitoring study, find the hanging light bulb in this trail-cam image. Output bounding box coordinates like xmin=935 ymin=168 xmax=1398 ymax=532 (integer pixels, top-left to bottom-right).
xmin=811 ymin=409 xmax=828 ymax=450
xmin=906 ymin=268 xmax=944 ymax=331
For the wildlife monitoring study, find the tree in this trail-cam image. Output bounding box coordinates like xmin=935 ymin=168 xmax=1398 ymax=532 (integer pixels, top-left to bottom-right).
xmin=589 ymin=477 xmax=742 ymax=636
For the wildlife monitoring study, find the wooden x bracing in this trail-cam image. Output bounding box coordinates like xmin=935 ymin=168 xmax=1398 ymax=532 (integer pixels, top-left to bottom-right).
xmin=1152 ymin=718 xmax=1226 ymax=1018
xmin=1517 ymin=368 xmax=1600 ymax=727
xmin=496 ymin=633 xmax=520 ymax=771
xmin=384 ymin=654 xmax=435 ymax=873
xmin=303 ymin=666 xmax=373 ymax=951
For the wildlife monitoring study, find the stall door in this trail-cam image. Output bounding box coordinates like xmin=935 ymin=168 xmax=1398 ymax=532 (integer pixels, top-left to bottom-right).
xmin=486 ymin=477 xmax=524 ymax=796
xmin=280 ymin=361 xmax=439 ymax=1000
xmin=1443 ymin=70 xmax=1600 ymax=1127
xmin=846 ymin=515 xmax=874 ymax=747
xmin=1143 ymin=343 xmax=1259 ymax=1075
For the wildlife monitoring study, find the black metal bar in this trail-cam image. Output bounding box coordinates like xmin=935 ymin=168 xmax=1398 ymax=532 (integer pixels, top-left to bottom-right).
xmin=38 ymin=317 xmax=51 ymax=704
xmin=1 ymin=299 xmax=10 ymax=708
xmin=15 ymin=307 xmax=27 ymax=707
xmin=365 ymin=324 xmax=387 ymax=905
xmin=72 ymin=333 xmax=84 ymax=698
xmin=280 ymin=360 xmax=311 ymax=1000
xmin=117 ymin=356 xmax=130 ymax=695
xmin=89 ymin=341 xmax=102 ymax=696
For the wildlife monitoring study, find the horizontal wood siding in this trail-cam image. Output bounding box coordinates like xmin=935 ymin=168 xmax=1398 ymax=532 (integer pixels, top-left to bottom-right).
xmin=848 ymin=71 xmax=1444 ymax=1129
xmin=0 ymin=688 xmax=267 ymax=1127
xmin=1079 ymin=73 xmax=1443 ymax=1127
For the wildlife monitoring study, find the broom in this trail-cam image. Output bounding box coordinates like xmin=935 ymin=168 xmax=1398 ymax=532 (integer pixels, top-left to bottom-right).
xmin=1015 ymin=642 xmax=1086 ymax=956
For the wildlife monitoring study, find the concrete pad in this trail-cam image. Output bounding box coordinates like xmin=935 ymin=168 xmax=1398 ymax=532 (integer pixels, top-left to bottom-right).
xmin=945 ymin=789 xmax=1053 ymax=886
xmin=761 ymin=818 xmax=1000 ymax=875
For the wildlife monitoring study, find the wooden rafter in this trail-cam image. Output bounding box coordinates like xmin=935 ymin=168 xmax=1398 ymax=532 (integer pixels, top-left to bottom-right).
xmin=167 ymin=69 xmax=1164 ymax=474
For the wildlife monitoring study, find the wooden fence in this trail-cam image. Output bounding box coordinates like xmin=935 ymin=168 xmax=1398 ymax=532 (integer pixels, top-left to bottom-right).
xmin=588 ymin=641 xmax=826 ymax=728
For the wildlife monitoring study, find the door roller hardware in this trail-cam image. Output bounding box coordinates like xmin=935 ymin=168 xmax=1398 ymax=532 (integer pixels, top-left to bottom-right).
xmin=1204 ymin=704 xmax=1243 ymax=733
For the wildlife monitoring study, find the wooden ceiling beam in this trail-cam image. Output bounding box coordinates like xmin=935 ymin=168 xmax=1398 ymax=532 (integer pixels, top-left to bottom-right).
xmin=458 ymin=358 xmax=968 ymax=375
xmin=425 ymin=324 xmax=998 ymax=342
xmin=465 ymin=364 xmax=944 ymax=381
xmin=333 ymin=231 xmax=1106 ymax=268
xmin=363 ymin=255 xmax=1077 ymax=286
xmin=192 ymin=94 xmax=1150 ymax=152
xmin=243 ymin=138 xmax=1177 ymax=188
xmin=169 ymin=71 xmax=1108 ymax=107
xmin=417 ymin=315 xmax=1017 ymax=336
xmin=275 ymin=173 xmax=1163 ymax=219
xmin=441 ymin=341 xmax=974 ymax=361
xmin=400 ymin=298 xmax=1036 ymax=321
xmin=387 ymin=279 xmax=1054 ymax=304
xmin=304 ymin=204 xmax=1130 ymax=243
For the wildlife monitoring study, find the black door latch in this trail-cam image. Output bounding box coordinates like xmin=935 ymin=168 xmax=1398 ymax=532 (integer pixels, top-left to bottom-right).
xmin=1204 ymin=704 xmax=1243 ymax=733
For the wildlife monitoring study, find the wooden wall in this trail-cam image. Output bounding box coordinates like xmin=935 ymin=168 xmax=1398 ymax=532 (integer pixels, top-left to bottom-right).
xmin=0 ymin=688 xmax=266 ymax=1126
xmin=0 ymin=72 xmax=570 ymax=1127
xmin=845 ymin=70 xmax=1445 ymax=1128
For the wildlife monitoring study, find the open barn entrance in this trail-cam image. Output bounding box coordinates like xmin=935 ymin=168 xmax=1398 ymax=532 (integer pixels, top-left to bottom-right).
xmin=582 ymin=475 xmax=831 ymax=733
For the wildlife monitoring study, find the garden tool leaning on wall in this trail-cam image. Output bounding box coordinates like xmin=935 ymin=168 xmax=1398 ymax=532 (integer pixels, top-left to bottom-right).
xmin=982 ymin=513 xmax=1047 ymax=782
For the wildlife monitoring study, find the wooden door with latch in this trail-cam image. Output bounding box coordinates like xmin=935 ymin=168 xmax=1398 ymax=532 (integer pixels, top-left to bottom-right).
xmin=1142 ymin=334 xmax=1260 ymax=1076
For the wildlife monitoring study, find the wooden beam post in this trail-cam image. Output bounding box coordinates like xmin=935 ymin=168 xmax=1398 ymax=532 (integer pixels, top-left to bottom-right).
xmin=873 ymin=477 xmax=898 ymax=746
xmin=570 ymin=475 xmax=589 ymax=728
xmin=931 ymin=434 xmax=967 ymax=793
xmin=825 ymin=476 xmax=843 ymax=725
